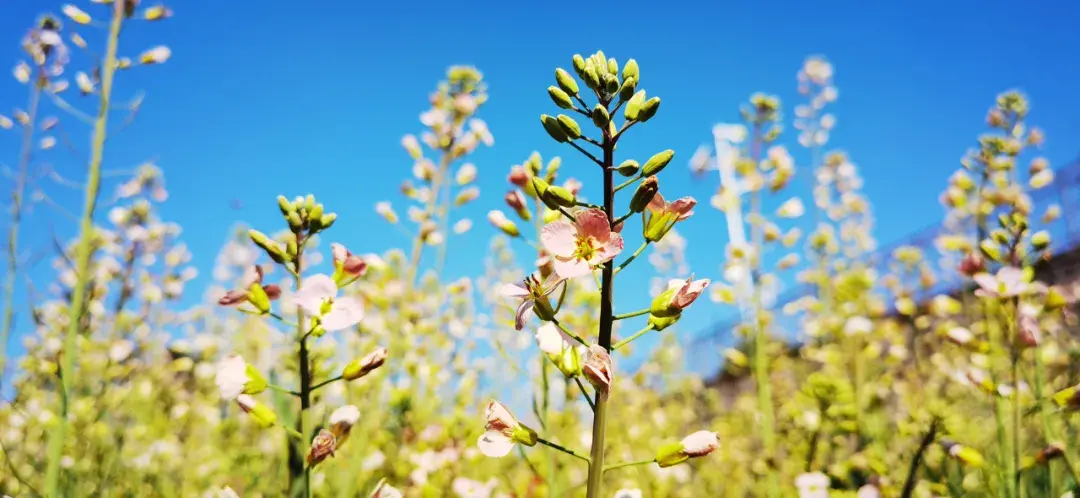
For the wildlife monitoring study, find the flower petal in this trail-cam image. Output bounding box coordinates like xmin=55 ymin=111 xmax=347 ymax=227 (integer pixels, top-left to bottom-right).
xmin=575 ymin=209 xmax=611 ymax=240
xmin=540 ymin=220 xmax=578 ymax=258
xmin=321 ymin=296 xmax=364 ymax=331
xmin=293 ymin=274 xmax=338 ymax=315
xmin=477 ymin=431 xmax=514 ymax=457
xmin=535 ymin=323 xmax=567 ymax=355
xmin=553 ymin=257 xmax=593 ymax=279
xmin=593 ymin=231 xmax=624 ymax=264
xmin=514 ymin=299 xmax=534 ymax=331
xmin=499 ymin=282 xmax=529 ymax=299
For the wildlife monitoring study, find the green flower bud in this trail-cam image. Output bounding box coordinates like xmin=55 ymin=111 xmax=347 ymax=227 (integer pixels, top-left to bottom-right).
xmin=307 ymin=203 xmax=325 ymax=231
xmin=249 ymin=229 xmax=288 ymax=264
xmin=591 ymin=104 xmax=610 ymax=129
xmin=619 ymin=77 xmax=636 ymax=102
xmin=642 ymin=149 xmax=675 ymax=177
xmin=1032 ymin=230 xmax=1050 ymax=250
xmin=277 ymin=195 xmax=294 ymax=217
xmin=624 ymin=90 xmax=646 ymax=121
xmin=555 ymin=68 xmax=579 ymax=96
xmin=1045 ymin=287 xmax=1067 ymax=310
xmin=548 ymin=86 xmax=575 ymax=110
xmin=593 ymin=51 xmax=608 ymax=75
xmin=648 ymin=314 xmax=680 ymax=331
xmin=655 ymin=442 xmax=690 ymax=468
xmin=544 ymin=185 xmax=576 ymax=208
xmin=242 ymin=398 xmax=278 ymax=428
xmin=287 ymin=211 xmax=304 ymax=232
xmin=556 ymin=114 xmax=582 ymax=140
xmin=247 ymin=284 xmax=272 ymax=314
xmin=545 ymin=157 xmax=562 ymax=180
xmin=616 ymin=159 xmax=640 ymax=177
xmin=511 ymin=424 xmax=538 ymax=447
xmin=650 ymin=286 xmax=681 ymax=318
xmin=572 ymin=54 xmax=587 ymax=79
xmin=622 ymin=59 xmax=639 ymax=83
xmin=286 ymin=236 xmax=298 ymax=258
xmin=541 ymin=114 xmax=569 ymax=143
xmin=979 ymin=239 xmax=1001 ymax=262
xmin=607 ymin=57 xmax=618 ymax=75
xmin=343 ymin=348 xmax=388 ymax=381
xmin=603 ymin=73 xmax=619 ymax=95
xmin=583 ymin=63 xmax=600 ymax=90
xmin=639 ymin=96 xmax=661 ymax=122
xmin=630 ymin=176 xmax=658 ymax=213
xmin=243 ymin=364 xmax=268 ymax=395
xmin=304 ymin=194 xmax=316 ymax=214
xmin=320 ymin=213 xmax=337 ymax=230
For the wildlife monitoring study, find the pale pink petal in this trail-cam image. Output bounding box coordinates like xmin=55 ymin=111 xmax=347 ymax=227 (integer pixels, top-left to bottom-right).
xmin=554 ymin=257 xmax=593 ymax=279
xmin=321 ymin=296 xmax=364 ymax=331
xmin=540 ymin=221 xmax=579 ymax=258
xmin=647 ymin=192 xmax=667 ymax=213
xmin=972 ymin=273 xmax=997 ymax=294
xmin=331 ymin=243 xmax=348 ymax=265
xmin=669 ymin=197 xmax=697 ymax=220
xmin=499 ymin=282 xmax=530 ymax=299
xmin=593 ymin=232 xmax=624 ymax=264
xmin=575 ymin=209 xmax=611 ymax=240
xmin=514 ymin=300 xmax=534 ymax=331
xmin=539 ymin=275 xmax=566 ymax=297
xmin=293 ymin=274 xmax=338 ymax=315
xmin=535 ymin=323 xmax=568 ymax=355
xmin=477 ymin=431 xmax=514 ymax=457
xmin=673 ymin=278 xmax=710 ymax=309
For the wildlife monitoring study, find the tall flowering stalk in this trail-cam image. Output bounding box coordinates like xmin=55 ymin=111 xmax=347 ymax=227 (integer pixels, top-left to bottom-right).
xmin=479 ymin=51 xmax=718 ymax=498
xmin=43 ymin=1 xmax=173 ymax=494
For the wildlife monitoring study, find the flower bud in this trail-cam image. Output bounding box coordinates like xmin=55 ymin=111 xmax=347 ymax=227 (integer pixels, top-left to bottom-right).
xmin=630 ymin=176 xmax=659 ymax=213
xmin=249 ymin=229 xmax=288 ymax=264
xmin=603 ymin=73 xmax=619 ymax=95
xmin=488 ymin=210 xmax=521 ymax=237
xmin=648 ymin=314 xmax=680 ymax=331
xmin=505 ymin=191 xmax=531 ymax=221
xmin=656 ymin=431 xmax=720 ymax=467
xmin=541 ymin=114 xmax=569 ymax=143
xmin=247 ymin=284 xmax=273 ymax=314
xmin=307 ymin=429 xmax=337 ymax=466
xmin=320 ymin=213 xmax=337 ymax=230
xmin=287 ymin=211 xmax=304 ymax=232
xmin=237 ymin=394 xmax=277 ymax=428
xmin=555 ymin=68 xmax=579 ymax=96
xmin=1045 ymin=286 xmax=1067 ymax=310
xmin=548 ymin=86 xmax=575 ymax=110
xmin=343 ymin=347 xmax=388 ymax=381
xmin=572 ymin=54 xmax=587 ymax=78
xmin=624 ymin=90 xmax=646 ymax=121
xmin=616 ymin=159 xmax=640 ymax=177
xmin=642 ymin=150 xmax=675 ymax=177
xmin=583 ymin=63 xmax=601 ymax=90
xmin=622 ymin=59 xmax=639 ymax=83
xmin=557 ymin=114 xmax=582 ymax=140
xmin=591 ymin=104 xmax=610 ymax=129
xmin=307 ymin=203 xmax=326 ymax=231
xmin=639 ymin=97 xmax=661 ymax=122
xmin=543 ymin=185 xmax=576 ymax=208
xmin=583 ymin=345 xmax=612 ymax=399
xmin=508 ymin=166 xmax=530 ymax=188
xmin=618 ymin=77 xmax=636 ymax=102
xmin=1032 ymin=230 xmax=1050 ymax=251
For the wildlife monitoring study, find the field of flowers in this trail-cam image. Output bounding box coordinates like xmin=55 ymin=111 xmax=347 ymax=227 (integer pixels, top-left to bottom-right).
xmin=1 ymin=2 xmax=1079 ymax=498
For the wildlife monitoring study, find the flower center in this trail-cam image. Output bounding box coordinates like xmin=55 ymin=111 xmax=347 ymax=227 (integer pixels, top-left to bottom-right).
xmin=573 ymin=235 xmax=597 ymax=262
xmin=319 ymin=298 xmax=334 ymax=315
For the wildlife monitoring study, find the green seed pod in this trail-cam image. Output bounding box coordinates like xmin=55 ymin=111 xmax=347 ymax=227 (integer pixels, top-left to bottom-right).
xmin=591 ymin=104 xmax=610 ymax=129
xmin=642 ymin=149 xmax=675 ymax=177
xmin=607 ymin=57 xmax=618 ymax=75
xmin=624 ymin=90 xmax=646 ymax=121
xmin=557 ymin=114 xmax=582 ymax=140
xmin=619 ymin=77 xmax=636 ymax=102
xmin=541 ymin=114 xmax=569 ymax=143
xmin=622 ymin=59 xmax=639 ymax=83
xmin=639 ymin=96 xmax=661 ymax=122
xmin=572 ymin=54 xmax=587 ymax=78
xmin=583 ymin=63 xmax=601 ymax=90
xmin=630 ymin=176 xmax=659 ymax=213
xmin=616 ymin=159 xmax=640 ymax=177
xmin=548 ymin=86 xmax=575 ymax=110
xmin=555 ymin=68 xmax=579 ymax=96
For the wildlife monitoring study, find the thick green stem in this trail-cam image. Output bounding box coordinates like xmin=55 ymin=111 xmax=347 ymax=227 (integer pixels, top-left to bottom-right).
xmin=0 ymin=71 xmax=41 ymax=391
xmin=43 ymin=5 xmax=124 ymax=495
xmin=584 ymin=129 xmax=616 ymax=498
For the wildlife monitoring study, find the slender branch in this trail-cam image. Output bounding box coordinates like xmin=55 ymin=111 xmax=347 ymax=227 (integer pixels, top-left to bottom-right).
xmin=612 ymin=325 xmax=654 ymax=351
xmin=574 ymin=200 xmax=602 ymax=209
xmin=44 ymin=4 xmax=125 ymax=495
xmin=612 ymin=211 xmax=633 ymax=228
xmin=614 ymin=241 xmax=650 ymax=274
xmin=580 ymin=136 xmax=602 ymax=148
xmin=603 ymin=459 xmax=655 ymax=473
xmin=556 ymin=205 xmax=577 ymax=222
xmin=552 ymin=318 xmax=588 ymax=346
xmin=537 ymin=437 xmax=591 ymax=464
xmin=310 ymin=375 xmax=343 ymax=392
xmin=574 ymin=377 xmax=596 ymax=411
xmin=613 ymin=309 xmax=649 ymax=321
xmin=900 ymin=419 xmax=939 ymax=498
xmin=613 ymin=175 xmax=639 ymax=193
xmin=267 ymin=383 xmax=301 ymax=397
xmin=612 ymin=120 xmax=638 ymax=142
xmin=568 ymin=141 xmax=603 ymax=167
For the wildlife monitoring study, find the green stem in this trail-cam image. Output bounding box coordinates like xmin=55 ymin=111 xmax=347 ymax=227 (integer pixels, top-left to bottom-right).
xmin=900 ymin=419 xmax=939 ymax=498
xmin=43 ymin=5 xmax=124 ymax=495
xmin=585 ymin=122 xmax=616 ymax=498
xmin=613 ymin=241 xmax=649 ymax=275
xmin=552 ymin=319 xmax=588 ymax=347
xmin=267 ymin=383 xmax=300 ymax=397
xmin=1033 ymin=350 xmax=1058 ymax=496
xmin=613 ymin=175 xmax=639 ymax=193
xmin=612 ymin=325 xmax=654 ymax=351
xmin=574 ymin=377 xmax=596 ymax=411
xmin=0 ymin=66 xmax=42 ymax=392
xmin=603 ymin=459 xmax=655 ymax=473
xmin=612 ymin=211 xmax=633 ymax=227
xmin=293 ymin=243 xmax=312 ymax=498
xmin=613 ymin=309 xmax=649 ymax=321
xmin=538 ymin=437 xmax=590 ymax=464
xmin=310 ymin=375 xmax=343 ymax=392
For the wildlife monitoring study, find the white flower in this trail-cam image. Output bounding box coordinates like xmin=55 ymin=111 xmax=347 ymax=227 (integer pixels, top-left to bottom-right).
xmin=680 ymin=430 xmax=720 ymax=457
xmin=856 ymin=485 xmax=880 ymax=498
xmin=613 ymin=489 xmax=642 ymax=498
xmin=13 ymin=62 xmax=30 ymax=84
xmin=214 ymin=354 xmax=248 ymax=400
xmin=139 ymin=46 xmax=172 ymax=65
xmin=796 ymin=472 xmax=830 ymax=498
xmin=456 ymin=163 xmax=477 ymax=185
xmin=843 ymin=316 xmax=872 ymax=336
xmin=292 ymin=274 xmax=364 ymax=332
xmin=369 ymin=479 xmax=403 ymax=498
xmin=713 ymin=123 xmax=747 ymax=144
xmin=477 ymin=400 xmax=530 ymax=458
xmin=777 ymin=197 xmax=805 ymax=218
xmin=109 ymin=340 xmax=135 ymax=362
xmin=452 ymin=477 xmax=497 ymax=498
xmin=453 ymin=219 xmax=473 ymax=234
xmin=329 ymin=405 xmax=361 ymax=427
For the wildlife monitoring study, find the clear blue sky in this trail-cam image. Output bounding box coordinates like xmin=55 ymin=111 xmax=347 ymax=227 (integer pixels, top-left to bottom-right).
xmin=2 ymin=1 xmax=1079 ymax=381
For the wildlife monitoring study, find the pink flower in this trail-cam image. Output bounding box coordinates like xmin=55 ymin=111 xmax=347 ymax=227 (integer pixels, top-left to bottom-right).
xmin=217 ymin=265 xmax=281 ymax=312
xmin=331 ymin=243 xmax=367 ymax=285
xmin=643 ymin=193 xmax=696 ymax=242
xmin=1018 ymin=304 xmax=1042 ymax=348
xmin=541 ymin=208 xmax=624 ymax=279
xmin=973 ymin=266 xmax=1031 ymax=299
xmin=292 ymin=274 xmax=364 ymax=332
xmin=477 ymin=400 xmax=536 ymax=457
xmin=583 ymin=345 xmax=612 ymax=399
xmin=500 ymin=273 xmax=564 ymax=330
xmin=650 ymin=276 xmax=710 ymax=318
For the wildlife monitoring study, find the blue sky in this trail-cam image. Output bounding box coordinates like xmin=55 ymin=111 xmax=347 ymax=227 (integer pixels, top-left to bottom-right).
xmin=1 ymin=1 xmax=1079 ymax=382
